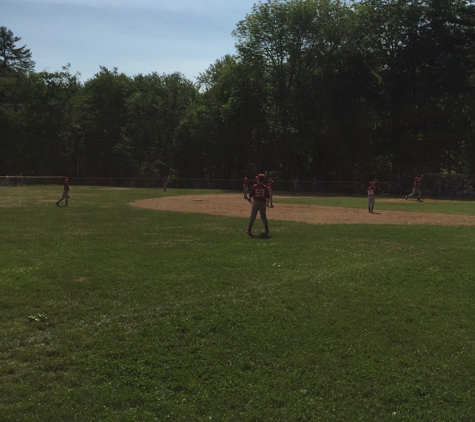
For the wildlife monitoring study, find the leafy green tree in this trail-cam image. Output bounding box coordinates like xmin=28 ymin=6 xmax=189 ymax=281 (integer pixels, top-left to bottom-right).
xmin=419 ymin=0 xmax=475 ymax=175
xmin=355 ymin=0 xmax=475 ymax=176
xmin=233 ymin=0 xmax=359 ymax=179
xmin=118 ymin=72 xmax=197 ymax=178
xmin=80 ymin=67 xmax=133 ymax=177
xmin=3 ymin=2 xmax=475 ymax=181
xmin=173 ymin=55 xmax=269 ymax=179
xmin=0 ymin=65 xmax=83 ymax=175
xmin=18 ymin=65 xmax=83 ymax=175
xmin=293 ymin=2 xmax=378 ymax=180
xmin=196 ymin=56 xmax=269 ymax=178
xmin=0 ymin=71 xmax=28 ymax=173
xmin=0 ymin=26 xmax=35 ymax=74
xmin=173 ymin=100 xmax=214 ymax=179
xmin=0 ymin=27 xmax=35 ymax=174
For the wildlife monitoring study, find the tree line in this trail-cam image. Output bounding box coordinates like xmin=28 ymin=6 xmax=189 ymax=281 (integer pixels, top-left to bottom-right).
xmin=2 ymin=0 xmax=475 ymax=182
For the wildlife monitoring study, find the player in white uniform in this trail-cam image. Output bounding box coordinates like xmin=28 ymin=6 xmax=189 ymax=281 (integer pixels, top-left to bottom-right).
xmin=367 ymin=181 xmax=376 ymax=213
xmin=243 ymin=177 xmax=249 ymax=199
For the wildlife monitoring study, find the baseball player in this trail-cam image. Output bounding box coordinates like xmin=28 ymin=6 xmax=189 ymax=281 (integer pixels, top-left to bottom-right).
xmin=246 ymin=174 xmax=270 ymax=236
xmin=56 ymin=178 xmax=70 ymax=206
xmin=367 ymin=181 xmax=376 ymax=213
xmin=293 ymin=177 xmax=300 ymax=192
xmin=163 ymin=176 xmax=168 ymax=192
xmin=267 ymin=179 xmax=274 ymax=207
xmin=243 ymin=176 xmax=249 ymax=200
xmin=406 ymin=175 xmax=424 ymax=201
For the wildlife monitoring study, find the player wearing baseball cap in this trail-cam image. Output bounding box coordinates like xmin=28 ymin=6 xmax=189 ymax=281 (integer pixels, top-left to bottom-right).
xmin=367 ymin=181 xmax=376 ymax=213
xmin=405 ymin=175 xmax=424 ymax=201
xmin=246 ymin=174 xmax=270 ymax=236
xmin=56 ymin=177 xmax=71 ymax=207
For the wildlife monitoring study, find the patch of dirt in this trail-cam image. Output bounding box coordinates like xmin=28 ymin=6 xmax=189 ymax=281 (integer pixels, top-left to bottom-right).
xmin=131 ymin=194 xmax=475 ymax=226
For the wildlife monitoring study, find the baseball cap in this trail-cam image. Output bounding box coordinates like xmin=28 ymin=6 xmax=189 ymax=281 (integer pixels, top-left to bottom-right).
xmin=256 ymin=173 xmax=265 ymax=180
xmin=370 ymin=181 xmax=375 ymax=185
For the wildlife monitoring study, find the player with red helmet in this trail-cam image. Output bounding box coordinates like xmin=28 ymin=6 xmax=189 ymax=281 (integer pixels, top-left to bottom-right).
xmin=246 ymin=174 xmax=270 ymax=236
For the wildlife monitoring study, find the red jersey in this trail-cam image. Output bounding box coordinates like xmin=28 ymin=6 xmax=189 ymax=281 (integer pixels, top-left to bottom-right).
xmin=268 ymin=180 xmax=274 ymax=192
xmin=249 ymin=183 xmax=270 ymax=202
xmin=243 ymin=177 xmax=248 ymax=187
xmin=414 ymin=179 xmax=420 ymax=189
xmin=367 ymin=186 xmax=376 ymax=196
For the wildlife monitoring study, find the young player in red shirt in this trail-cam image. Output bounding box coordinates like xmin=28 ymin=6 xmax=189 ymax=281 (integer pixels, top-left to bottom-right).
xmin=405 ymin=175 xmax=424 ymax=201
xmin=56 ymin=178 xmax=71 ymax=206
xmin=367 ymin=181 xmax=376 ymax=213
xmin=246 ymin=174 xmax=270 ymax=236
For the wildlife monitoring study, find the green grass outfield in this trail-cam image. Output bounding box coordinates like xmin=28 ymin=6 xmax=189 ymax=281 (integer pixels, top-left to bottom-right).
xmin=277 ymin=194 xmax=475 ymax=215
xmin=1 ymin=186 xmax=474 ymax=421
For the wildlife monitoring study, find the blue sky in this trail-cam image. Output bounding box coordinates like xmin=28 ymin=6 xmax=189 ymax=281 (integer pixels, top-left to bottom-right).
xmin=1 ymin=0 xmax=258 ymax=82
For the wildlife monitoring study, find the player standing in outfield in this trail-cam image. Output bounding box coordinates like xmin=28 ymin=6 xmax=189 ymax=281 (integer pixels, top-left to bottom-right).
xmin=56 ymin=178 xmax=70 ymax=207
xmin=243 ymin=177 xmax=249 ymax=200
xmin=246 ymin=174 xmax=270 ymax=236
xmin=163 ymin=176 xmax=168 ymax=192
xmin=293 ymin=177 xmax=300 ymax=192
xmin=267 ymin=179 xmax=274 ymax=207
xmin=406 ymin=175 xmax=424 ymax=201
xmin=367 ymin=181 xmax=376 ymax=213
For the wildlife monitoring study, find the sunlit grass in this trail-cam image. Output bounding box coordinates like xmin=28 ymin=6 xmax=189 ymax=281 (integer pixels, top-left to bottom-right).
xmin=1 ymin=186 xmax=475 ymax=421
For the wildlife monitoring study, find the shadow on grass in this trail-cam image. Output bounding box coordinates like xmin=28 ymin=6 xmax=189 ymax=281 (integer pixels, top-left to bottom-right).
xmin=247 ymin=233 xmax=271 ymax=240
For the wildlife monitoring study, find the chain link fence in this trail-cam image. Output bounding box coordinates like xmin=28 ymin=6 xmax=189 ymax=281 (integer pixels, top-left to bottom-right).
xmin=1 ymin=175 xmax=474 ymax=198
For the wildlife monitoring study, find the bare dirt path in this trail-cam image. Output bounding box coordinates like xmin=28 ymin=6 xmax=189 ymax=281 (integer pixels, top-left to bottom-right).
xmin=131 ymin=194 xmax=475 ymax=226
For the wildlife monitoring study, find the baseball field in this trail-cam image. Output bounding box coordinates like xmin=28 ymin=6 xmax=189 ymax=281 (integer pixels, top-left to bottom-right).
xmin=1 ymin=186 xmax=474 ymax=421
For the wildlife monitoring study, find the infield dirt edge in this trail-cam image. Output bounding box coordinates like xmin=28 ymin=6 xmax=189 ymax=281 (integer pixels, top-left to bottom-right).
xmin=131 ymin=194 xmax=475 ymax=226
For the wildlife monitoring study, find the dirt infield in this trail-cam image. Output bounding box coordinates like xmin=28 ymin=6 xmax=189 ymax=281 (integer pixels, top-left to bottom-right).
xmin=131 ymin=194 xmax=475 ymax=226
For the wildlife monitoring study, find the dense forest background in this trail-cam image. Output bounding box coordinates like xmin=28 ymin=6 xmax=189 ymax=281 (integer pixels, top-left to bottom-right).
xmin=2 ymin=0 xmax=475 ymax=182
